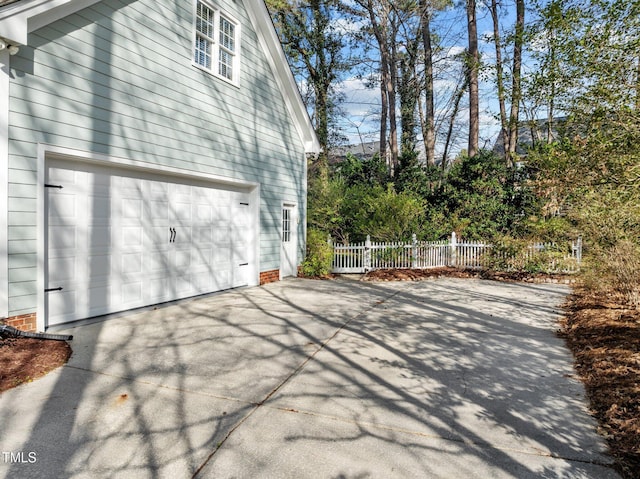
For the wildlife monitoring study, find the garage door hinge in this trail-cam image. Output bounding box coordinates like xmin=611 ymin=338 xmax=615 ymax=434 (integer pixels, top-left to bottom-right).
xmin=45 ymin=287 xmax=63 ymax=292
xmin=240 ymin=202 xmax=249 ymax=206
xmin=45 ymin=184 xmax=63 ymax=189
xmin=239 ymin=262 xmax=248 ymax=266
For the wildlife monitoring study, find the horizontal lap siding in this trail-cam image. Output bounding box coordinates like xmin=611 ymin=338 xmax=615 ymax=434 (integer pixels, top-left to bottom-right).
xmin=7 ymin=0 xmax=306 ymax=315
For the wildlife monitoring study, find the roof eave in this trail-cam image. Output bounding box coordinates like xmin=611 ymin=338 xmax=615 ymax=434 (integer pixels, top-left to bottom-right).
xmin=0 ymin=0 xmax=101 ymax=44
xmin=248 ymin=1 xmax=320 ymax=155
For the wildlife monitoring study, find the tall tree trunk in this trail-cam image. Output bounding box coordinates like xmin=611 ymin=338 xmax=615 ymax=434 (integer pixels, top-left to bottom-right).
xmin=421 ymin=0 xmax=436 ymax=166
xmin=490 ymin=0 xmax=509 ymax=160
xmin=399 ymin=46 xmax=419 ymax=160
xmin=507 ymin=0 xmax=525 ymax=166
xmin=362 ymin=0 xmax=391 ymax=169
xmin=388 ymin=31 xmax=399 ymax=173
xmin=466 ymin=0 xmax=479 ymax=158
xmin=443 ymin=77 xmax=468 ymax=168
xmin=379 ymin=47 xmax=390 ymax=168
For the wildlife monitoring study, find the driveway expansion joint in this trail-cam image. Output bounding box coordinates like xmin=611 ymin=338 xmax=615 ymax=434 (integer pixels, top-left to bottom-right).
xmin=192 ymin=287 xmax=403 ymax=477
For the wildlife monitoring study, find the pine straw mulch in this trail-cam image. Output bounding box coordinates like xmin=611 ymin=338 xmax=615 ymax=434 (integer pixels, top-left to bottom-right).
xmin=362 ymin=266 xmax=577 ymax=283
xmin=559 ymin=288 xmax=640 ymax=479
xmin=361 ymin=267 xmax=640 ymax=479
xmin=0 ymin=336 xmax=72 ymax=393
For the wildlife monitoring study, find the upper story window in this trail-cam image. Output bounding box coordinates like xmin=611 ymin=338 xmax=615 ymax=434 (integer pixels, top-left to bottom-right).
xmin=194 ymin=1 xmax=240 ymax=84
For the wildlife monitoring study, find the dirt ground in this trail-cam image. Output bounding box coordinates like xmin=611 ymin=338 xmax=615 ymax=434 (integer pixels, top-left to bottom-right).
xmin=1 ymin=269 xmax=638 ymax=478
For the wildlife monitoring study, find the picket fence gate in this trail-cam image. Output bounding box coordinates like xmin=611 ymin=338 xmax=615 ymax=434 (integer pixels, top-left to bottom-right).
xmin=330 ymin=232 xmax=583 ymax=274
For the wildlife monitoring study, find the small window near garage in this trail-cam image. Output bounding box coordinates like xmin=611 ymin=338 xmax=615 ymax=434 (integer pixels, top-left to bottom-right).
xmin=282 ymin=208 xmax=291 ymax=243
xmin=193 ymin=0 xmax=240 ymax=84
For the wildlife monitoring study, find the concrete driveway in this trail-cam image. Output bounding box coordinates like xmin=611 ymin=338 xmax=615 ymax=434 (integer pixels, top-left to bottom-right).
xmin=0 ymin=278 xmax=620 ymax=478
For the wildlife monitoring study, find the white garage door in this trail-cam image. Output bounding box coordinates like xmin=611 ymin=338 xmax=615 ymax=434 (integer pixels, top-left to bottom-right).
xmin=45 ymin=159 xmax=253 ymax=326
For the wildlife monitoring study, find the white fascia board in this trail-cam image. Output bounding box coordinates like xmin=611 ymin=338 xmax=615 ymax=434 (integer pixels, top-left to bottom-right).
xmin=0 ymin=0 xmax=101 ymax=44
xmin=247 ymin=1 xmax=320 ymax=155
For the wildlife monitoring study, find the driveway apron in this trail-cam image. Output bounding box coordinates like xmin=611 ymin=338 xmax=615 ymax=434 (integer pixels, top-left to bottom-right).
xmin=0 ymin=278 xmax=620 ymax=478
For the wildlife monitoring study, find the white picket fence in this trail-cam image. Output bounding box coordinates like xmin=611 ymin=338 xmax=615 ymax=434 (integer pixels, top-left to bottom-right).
xmin=331 ymin=232 xmax=583 ymax=274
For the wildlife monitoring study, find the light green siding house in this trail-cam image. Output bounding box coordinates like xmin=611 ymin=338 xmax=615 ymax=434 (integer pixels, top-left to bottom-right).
xmin=0 ymin=0 xmax=319 ymax=331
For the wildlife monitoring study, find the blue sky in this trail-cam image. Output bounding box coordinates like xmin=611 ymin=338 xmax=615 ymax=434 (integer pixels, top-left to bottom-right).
xmin=329 ymin=0 xmax=538 ymax=159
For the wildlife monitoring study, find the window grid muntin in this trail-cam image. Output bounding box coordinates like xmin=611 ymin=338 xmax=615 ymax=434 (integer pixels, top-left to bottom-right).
xmin=219 ymin=50 xmax=233 ymax=79
xmin=220 ymin=16 xmax=235 ymax=51
xmin=282 ymin=209 xmax=291 ymax=243
xmin=194 ymin=35 xmax=212 ymax=69
xmin=194 ymin=2 xmax=214 ymax=68
xmin=194 ymin=1 xmax=239 ymax=83
xmin=196 ymin=2 xmax=215 ymax=39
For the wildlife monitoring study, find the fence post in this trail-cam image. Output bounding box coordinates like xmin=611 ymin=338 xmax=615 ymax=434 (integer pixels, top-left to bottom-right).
xmin=411 ymin=233 xmax=418 ymax=269
xmin=576 ymin=235 xmax=583 ymax=264
xmin=364 ymin=235 xmax=372 ymax=272
xmin=450 ymin=232 xmax=457 ymax=268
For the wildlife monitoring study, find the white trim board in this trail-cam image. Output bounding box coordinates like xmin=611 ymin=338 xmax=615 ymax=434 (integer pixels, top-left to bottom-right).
xmin=0 ymin=50 xmax=9 ymax=319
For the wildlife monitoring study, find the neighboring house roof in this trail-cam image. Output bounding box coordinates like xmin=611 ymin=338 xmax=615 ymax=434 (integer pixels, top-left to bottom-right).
xmin=329 ymin=141 xmax=381 ymax=164
xmin=0 ymin=0 xmax=320 ymax=153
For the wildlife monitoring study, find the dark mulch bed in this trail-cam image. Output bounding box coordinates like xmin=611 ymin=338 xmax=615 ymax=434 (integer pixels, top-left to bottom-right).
xmin=559 ymin=288 xmax=640 ymax=479
xmin=0 ymin=337 xmax=71 ymax=393
xmin=362 ymin=266 xmax=576 ymax=283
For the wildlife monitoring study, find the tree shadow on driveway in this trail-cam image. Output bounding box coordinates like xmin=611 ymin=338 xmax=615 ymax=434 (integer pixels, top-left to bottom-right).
xmin=0 ymin=278 xmax=621 ymax=479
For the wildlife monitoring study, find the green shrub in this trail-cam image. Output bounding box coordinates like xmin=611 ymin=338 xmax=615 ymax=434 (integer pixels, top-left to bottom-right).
xmin=583 ymin=240 xmax=640 ymax=308
xmin=301 ymin=228 xmax=334 ymax=277
xmin=485 ymin=236 xmax=578 ymax=274
xmin=484 ymin=237 xmax=529 ymax=271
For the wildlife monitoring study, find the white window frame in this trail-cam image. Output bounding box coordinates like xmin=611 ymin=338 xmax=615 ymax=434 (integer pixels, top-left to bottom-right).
xmin=192 ymin=0 xmax=241 ymax=85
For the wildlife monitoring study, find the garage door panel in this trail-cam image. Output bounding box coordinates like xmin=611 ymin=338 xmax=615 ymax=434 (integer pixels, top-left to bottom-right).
xmin=48 ymin=256 xmax=76 ymax=283
xmin=147 ymin=276 xmax=171 ymax=302
xmin=47 ymin=166 xmax=76 ymax=184
xmin=148 ymin=200 xmax=169 ymax=222
xmin=47 ymin=194 xmax=77 ymax=224
xmin=174 ymin=202 xmax=192 ymax=225
xmin=213 ymin=224 xmax=230 ymax=244
xmin=88 ymin=226 xmax=111 ymax=249
xmin=121 ymin=281 xmax=143 ymax=305
xmin=195 ymin=227 xmax=213 ymax=245
xmin=121 ymin=198 xmax=142 ymax=220
xmin=146 ymin=227 xmax=170 ymax=247
xmin=192 ymin=270 xmax=212 ymax=293
xmin=88 ymin=254 xmax=111 ymax=278
xmin=88 ymin=285 xmax=110 ymax=311
xmin=147 ymin=249 xmax=170 ymax=271
xmin=191 ymin=247 xmax=211 ymax=266
xmin=122 ymin=226 xmax=143 ymax=248
xmin=213 ymin=268 xmax=231 ymax=290
xmin=195 ymin=204 xmax=212 ymax=222
xmin=119 ymin=176 xmax=143 ymax=195
xmin=47 ymin=289 xmax=77 ymax=321
xmin=121 ymin=253 xmax=143 ymax=274
xmin=174 ymin=250 xmax=191 ymax=269
xmin=46 ymin=160 xmax=254 ymax=326
xmin=48 ymin=225 xmax=77 ymax=251
xmin=91 ymin=196 xmax=111 ymax=220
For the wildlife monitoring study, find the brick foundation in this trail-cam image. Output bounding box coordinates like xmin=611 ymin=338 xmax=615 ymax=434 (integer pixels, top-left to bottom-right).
xmin=259 ymin=269 xmax=280 ymax=285
xmin=2 ymin=313 xmax=37 ymax=333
